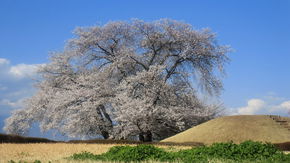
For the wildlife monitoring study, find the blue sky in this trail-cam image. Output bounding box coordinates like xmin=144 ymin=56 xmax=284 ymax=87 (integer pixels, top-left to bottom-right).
xmin=0 ymin=0 xmax=290 ymax=139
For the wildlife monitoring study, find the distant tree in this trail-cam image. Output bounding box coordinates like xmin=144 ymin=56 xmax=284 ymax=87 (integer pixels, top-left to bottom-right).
xmin=4 ymin=19 xmax=229 ymax=141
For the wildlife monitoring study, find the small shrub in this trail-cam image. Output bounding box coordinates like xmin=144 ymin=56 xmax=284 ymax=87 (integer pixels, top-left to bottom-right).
xmin=69 ymin=151 xmax=104 ymax=160
xmin=102 ymin=144 xmax=174 ymax=162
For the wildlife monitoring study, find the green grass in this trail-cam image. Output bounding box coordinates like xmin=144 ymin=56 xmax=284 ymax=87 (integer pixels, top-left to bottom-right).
xmin=68 ymin=141 xmax=290 ymax=163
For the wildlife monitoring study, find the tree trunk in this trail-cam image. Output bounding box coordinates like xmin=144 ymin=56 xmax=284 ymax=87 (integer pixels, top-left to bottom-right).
xmin=101 ymin=130 xmax=110 ymax=139
xmin=96 ymin=105 xmax=113 ymax=139
xmin=139 ymin=131 xmax=152 ymax=142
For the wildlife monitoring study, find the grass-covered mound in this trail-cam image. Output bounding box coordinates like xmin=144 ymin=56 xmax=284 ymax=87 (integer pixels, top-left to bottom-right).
xmin=162 ymin=115 xmax=290 ymax=145
xmin=68 ymin=140 xmax=290 ymax=162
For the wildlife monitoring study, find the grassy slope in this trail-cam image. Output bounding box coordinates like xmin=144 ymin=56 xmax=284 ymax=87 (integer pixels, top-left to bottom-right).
xmin=162 ymin=115 xmax=290 ymax=145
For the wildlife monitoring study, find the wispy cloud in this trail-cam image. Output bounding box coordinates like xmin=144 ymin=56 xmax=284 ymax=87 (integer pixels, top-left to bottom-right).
xmin=0 ymin=58 xmax=42 ymax=116
xmin=9 ymin=64 xmax=43 ymax=79
xmin=0 ymin=58 xmax=10 ymax=65
xmin=0 ymin=58 xmax=44 ymax=80
xmin=0 ymin=99 xmax=24 ymax=109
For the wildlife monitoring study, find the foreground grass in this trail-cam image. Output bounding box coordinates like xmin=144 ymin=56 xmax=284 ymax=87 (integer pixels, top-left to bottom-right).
xmin=68 ymin=141 xmax=290 ymax=163
xmin=3 ymin=141 xmax=290 ymax=163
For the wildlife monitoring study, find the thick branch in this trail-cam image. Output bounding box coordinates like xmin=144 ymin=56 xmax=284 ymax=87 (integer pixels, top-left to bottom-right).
xmin=129 ymin=56 xmax=149 ymax=70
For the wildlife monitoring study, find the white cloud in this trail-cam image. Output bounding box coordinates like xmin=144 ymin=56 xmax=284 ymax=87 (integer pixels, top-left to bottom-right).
xmin=0 ymin=58 xmax=10 ymax=65
xmin=280 ymin=101 xmax=290 ymax=109
xmin=0 ymin=57 xmax=44 ymax=80
xmin=0 ymin=58 xmax=42 ymax=116
xmin=237 ymin=99 xmax=265 ymax=115
xmin=9 ymin=63 xmax=43 ymax=79
xmin=269 ymin=101 xmax=290 ymax=114
xmin=0 ymin=99 xmax=24 ymax=109
xmin=0 ymin=98 xmax=27 ymax=115
xmin=229 ymin=97 xmax=290 ymax=116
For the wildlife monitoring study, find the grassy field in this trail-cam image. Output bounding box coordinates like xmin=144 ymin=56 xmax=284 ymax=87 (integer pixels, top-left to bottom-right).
xmin=2 ymin=143 xmax=289 ymax=163
xmin=3 ymin=115 xmax=290 ymax=162
xmin=0 ymin=143 xmax=191 ymax=162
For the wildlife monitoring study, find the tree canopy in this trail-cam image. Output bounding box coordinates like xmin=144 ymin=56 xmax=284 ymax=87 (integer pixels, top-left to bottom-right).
xmin=4 ymin=19 xmax=230 ymax=141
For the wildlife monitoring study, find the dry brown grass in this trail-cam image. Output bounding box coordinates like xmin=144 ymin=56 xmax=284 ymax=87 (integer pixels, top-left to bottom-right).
xmin=0 ymin=143 xmax=114 ymax=162
xmin=0 ymin=143 xmax=191 ymax=162
xmin=162 ymin=115 xmax=290 ymax=145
